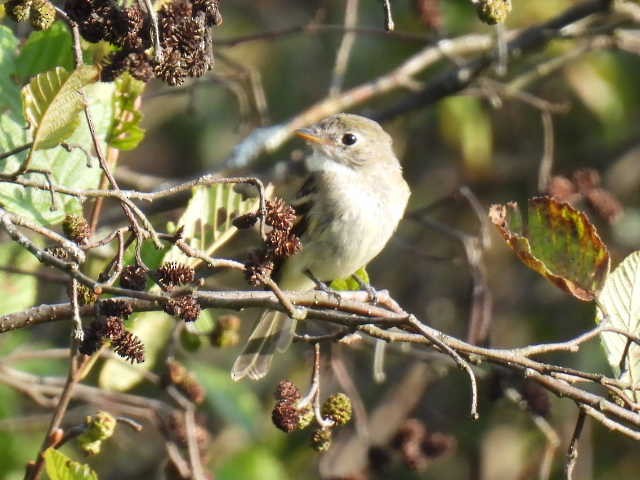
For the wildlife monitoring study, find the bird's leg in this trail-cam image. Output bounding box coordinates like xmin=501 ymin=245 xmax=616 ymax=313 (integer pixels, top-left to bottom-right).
xmin=304 ymin=269 xmax=342 ymax=302
xmin=351 ymin=274 xmax=379 ymax=304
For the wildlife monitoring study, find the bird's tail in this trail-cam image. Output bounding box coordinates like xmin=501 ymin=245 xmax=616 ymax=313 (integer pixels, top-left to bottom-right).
xmin=231 ymin=310 xmax=294 ymax=381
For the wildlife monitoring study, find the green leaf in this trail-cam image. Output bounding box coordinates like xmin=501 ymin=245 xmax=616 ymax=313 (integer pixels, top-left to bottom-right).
xmin=217 ymin=447 xmax=289 ymax=480
xmin=122 ymin=238 xmax=171 ymax=272
xmin=194 ymin=364 xmax=261 ymax=434
xmin=330 ymin=266 xmax=369 ymax=291
xmin=180 ymin=328 xmax=203 ymax=352
xmin=0 ymin=26 xmax=21 ymax=115
xmin=14 ymin=22 xmax=74 ymax=81
xmin=439 ymin=96 xmax=493 ymax=176
xmin=489 ymin=196 xmax=610 ymax=301
xmin=163 ymin=182 xmax=271 ymax=266
xmin=0 ymin=241 xmax=39 ymax=315
xmin=107 ymin=73 xmax=146 ymax=151
xmin=596 ymin=251 xmax=640 ymax=386
xmin=1 ymin=62 xmax=115 ymax=225
xmin=22 ymin=65 xmax=98 ymax=151
xmin=98 ymin=312 xmax=174 ymax=392
xmin=43 ymin=448 xmax=98 ymax=480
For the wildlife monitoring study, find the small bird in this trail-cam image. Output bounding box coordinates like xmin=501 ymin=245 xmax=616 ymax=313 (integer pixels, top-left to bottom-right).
xmin=231 ymin=113 xmax=411 ymax=381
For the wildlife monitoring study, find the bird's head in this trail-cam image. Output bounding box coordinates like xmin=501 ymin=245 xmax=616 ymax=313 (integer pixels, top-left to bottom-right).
xmin=295 ymin=113 xmax=398 ymax=172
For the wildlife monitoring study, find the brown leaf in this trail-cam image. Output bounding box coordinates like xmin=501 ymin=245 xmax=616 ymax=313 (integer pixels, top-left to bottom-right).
xmin=489 ymin=196 xmax=610 ymax=301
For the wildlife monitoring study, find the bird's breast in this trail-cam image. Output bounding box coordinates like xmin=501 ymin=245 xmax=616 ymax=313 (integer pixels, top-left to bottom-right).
xmin=278 ymin=168 xmax=408 ymax=288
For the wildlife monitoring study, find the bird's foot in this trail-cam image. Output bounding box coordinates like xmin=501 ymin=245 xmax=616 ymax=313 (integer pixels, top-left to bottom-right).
xmin=305 ymin=269 xmax=343 ymax=303
xmin=351 ymin=274 xmax=379 ymax=304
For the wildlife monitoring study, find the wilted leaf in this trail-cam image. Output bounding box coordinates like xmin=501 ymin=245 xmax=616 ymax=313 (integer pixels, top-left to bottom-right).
xmin=44 ymin=448 xmax=98 ymax=480
xmin=22 ymin=65 xmax=98 ymax=151
xmin=98 ymin=312 xmax=174 ymax=392
xmin=596 ymin=251 xmax=640 ymax=386
xmin=163 ymin=182 xmax=271 ymax=266
xmin=489 ymin=196 xmax=610 ymax=301
xmin=107 ymin=73 xmax=146 ymax=150
xmin=331 ymin=267 xmax=370 ymax=291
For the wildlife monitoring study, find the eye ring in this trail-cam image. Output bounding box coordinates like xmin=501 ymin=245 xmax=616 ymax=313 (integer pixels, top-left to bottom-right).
xmin=341 ymin=133 xmax=358 ymax=146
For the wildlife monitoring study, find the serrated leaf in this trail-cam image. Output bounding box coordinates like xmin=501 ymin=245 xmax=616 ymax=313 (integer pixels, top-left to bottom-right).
xmin=596 ymin=251 xmax=640 ymax=386
xmin=330 ymin=267 xmax=370 ymax=291
xmin=163 ymin=183 xmax=272 ymax=266
xmin=489 ymin=196 xmax=610 ymax=301
xmin=22 ymin=65 xmax=98 ymax=151
xmin=43 ymin=448 xmax=98 ymax=480
xmin=0 ymin=84 xmax=114 ymax=225
xmin=1 ymin=50 xmax=114 ymax=225
xmin=98 ymin=312 xmax=173 ymax=392
xmin=14 ymin=22 xmax=74 ymax=81
xmin=107 ymin=73 xmax=146 ymax=151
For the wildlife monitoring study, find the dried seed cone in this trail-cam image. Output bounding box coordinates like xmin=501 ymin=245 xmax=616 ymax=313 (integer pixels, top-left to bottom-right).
xmin=265 ymin=197 xmax=297 ymax=231
xmin=321 ymin=393 xmax=352 ymax=426
xmin=191 ymin=0 xmax=222 ymax=26
xmin=157 ymin=262 xmax=196 ymax=289
xmin=475 ymin=0 xmax=511 ymax=25
xmin=100 ymin=299 xmax=133 ymax=319
xmin=112 ymin=330 xmax=145 ymax=363
xmin=79 ymin=320 xmax=104 ymax=355
xmin=164 ymin=295 xmax=201 ymax=322
xmin=272 ymin=401 xmax=300 ymax=433
xmin=103 ymin=315 xmax=125 ymax=339
xmin=119 ymin=265 xmax=147 ymax=291
xmin=244 ymin=252 xmax=274 ymax=286
xmin=274 ymin=380 xmax=301 ymax=403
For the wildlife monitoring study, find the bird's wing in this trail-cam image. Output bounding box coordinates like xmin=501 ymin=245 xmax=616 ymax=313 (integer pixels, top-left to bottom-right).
xmin=290 ymin=172 xmax=319 ymax=239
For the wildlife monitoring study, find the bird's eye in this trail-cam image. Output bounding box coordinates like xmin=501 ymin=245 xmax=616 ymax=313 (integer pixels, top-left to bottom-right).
xmin=341 ymin=133 xmax=358 ymax=146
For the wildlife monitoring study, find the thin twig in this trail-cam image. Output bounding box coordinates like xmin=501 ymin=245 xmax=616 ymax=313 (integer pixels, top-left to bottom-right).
xmin=565 ymin=409 xmax=586 ymax=480
xmin=142 ymin=0 xmax=163 ymax=62
xmin=405 ymin=315 xmax=479 ymax=419
xmin=538 ymin=111 xmax=555 ymax=192
xmin=328 ymin=0 xmax=359 ymax=96
xmin=381 ymin=0 xmax=394 ymax=31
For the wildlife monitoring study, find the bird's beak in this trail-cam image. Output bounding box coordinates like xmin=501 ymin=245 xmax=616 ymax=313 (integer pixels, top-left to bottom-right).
xmin=295 ymin=128 xmax=329 ymax=145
